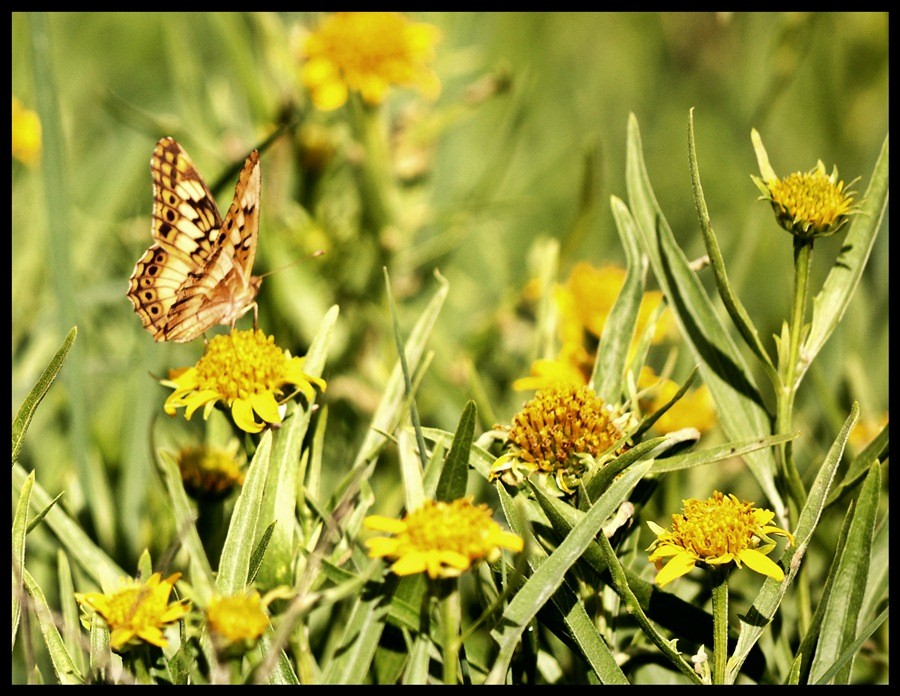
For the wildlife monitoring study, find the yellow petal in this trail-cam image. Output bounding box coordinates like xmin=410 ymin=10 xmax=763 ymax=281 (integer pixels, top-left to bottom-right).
xmin=654 ymin=553 xmax=696 ymax=588
xmin=232 ymin=399 xmax=264 ymax=434
xmin=250 ymin=390 xmax=282 ymax=425
xmin=739 ymin=549 xmax=785 ymax=582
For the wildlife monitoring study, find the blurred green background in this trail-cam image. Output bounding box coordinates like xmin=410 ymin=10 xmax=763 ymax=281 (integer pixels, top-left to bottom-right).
xmin=12 ymin=12 xmax=888 ymax=680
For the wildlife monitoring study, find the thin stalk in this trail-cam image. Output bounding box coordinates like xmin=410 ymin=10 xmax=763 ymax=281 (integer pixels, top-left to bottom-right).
xmin=437 ymin=578 xmax=461 ymax=685
xmin=710 ymin=568 xmax=729 ymax=685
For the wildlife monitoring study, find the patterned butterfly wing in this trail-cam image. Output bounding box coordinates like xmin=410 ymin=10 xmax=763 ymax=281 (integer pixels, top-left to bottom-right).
xmin=126 ymin=138 xmax=262 ymax=343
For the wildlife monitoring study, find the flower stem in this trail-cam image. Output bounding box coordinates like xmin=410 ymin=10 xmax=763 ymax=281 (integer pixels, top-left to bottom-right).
xmin=710 ymin=568 xmax=729 ymax=685
xmin=775 ymin=237 xmax=814 ymax=633
xmin=437 ymin=578 xmax=461 ymax=685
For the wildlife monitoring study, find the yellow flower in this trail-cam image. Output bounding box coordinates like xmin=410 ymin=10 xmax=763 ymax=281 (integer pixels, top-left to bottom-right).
xmin=300 ymin=12 xmax=440 ymax=111
xmin=848 ymin=412 xmax=888 ymax=452
xmin=12 ymin=96 xmax=41 ymax=167
xmin=175 ymin=443 xmax=245 ymax=501
xmin=751 ymin=130 xmax=858 ymax=240
xmin=364 ymin=498 xmax=523 ymax=579
xmin=512 ymin=341 xmax=591 ymax=392
xmin=75 ymin=572 xmax=190 ymax=652
xmin=558 ymin=262 xmax=674 ymax=344
xmin=162 ymin=329 xmax=326 ymax=434
xmin=638 ymin=366 xmax=717 ymax=434
xmin=493 ymin=384 xmax=628 ymax=495
xmin=646 ymin=491 xmax=794 ymax=588
xmin=206 ymin=590 xmax=270 ymax=657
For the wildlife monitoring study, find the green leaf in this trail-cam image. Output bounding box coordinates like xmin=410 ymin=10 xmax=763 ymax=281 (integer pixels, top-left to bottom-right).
xmin=12 ymin=463 xmax=124 ymax=591
xmin=12 ymin=326 xmax=76 ymax=463
xmin=216 ymin=430 xmax=273 ymax=595
xmin=486 ymin=461 xmax=651 ymax=684
xmin=12 ymin=470 xmax=34 ymax=649
xmin=624 ymin=112 xmax=784 ymax=519
xmin=802 ymin=135 xmax=888 ymax=380
xmin=809 ymin=462 xmax=882 ymax=684
xmin=651 ymin=432 xmax=797 ymax=474
xmin=436 ymin=401 xmax=476 ymax=502
xmin=592 ymin=197 xmax=646 ymax=404
xmin=321 ymin=589 xmax=391 ymax=684
xmin=688 ymin=112 xmax=777 ymax=380
xmin=726 ymin=402 xmax=859 ymax=683
xmin=23 ymin=569 xmax=84 ymax=684
xmin=630 ymin=366 xmax=699 ymax=441
xmin=247 ymin=520 xmax=277 ymax=585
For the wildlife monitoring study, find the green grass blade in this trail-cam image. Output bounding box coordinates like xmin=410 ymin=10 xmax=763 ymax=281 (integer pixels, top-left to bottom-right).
xmin=802 ymin=136 xmax=888 ymax=380
xmin=809 ymin=462 xmax=882 ymax=684
xmin=624 ymin=112 xmax=784 ymax=520
xmin=12 ymin=326 xmax=76 ymax=463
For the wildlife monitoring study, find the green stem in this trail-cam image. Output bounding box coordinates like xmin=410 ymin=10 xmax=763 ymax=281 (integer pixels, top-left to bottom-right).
xmin=710 ymin=568 xmax=729 ymax=685
xmin=437 ymin=578 xmax=461 ymax=685
xmin=775 ymin=237 xmax=814 ymax=634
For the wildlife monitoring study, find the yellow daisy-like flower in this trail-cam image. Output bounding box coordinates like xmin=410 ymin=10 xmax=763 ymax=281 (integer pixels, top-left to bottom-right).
xmin=751 ymin=129 xmax=858 ymax=240
xmin=638 ymin=366 xmax=717 ymax=434
xmin=300 ymin=12 xmax=441 ymax=111
xmin=646 ymin=491 xmax=794 ymax=588
xmin=162 ymin=329 xmax=326 ymax=434
xmin=206 ymin=590 xmax=270 ymax=657
xmin=493 ymin=384 xmax=628 ymax=495
xmin=175 ymin=443 xmax=245 ymax=501
xmin=75 ymin=572 xmax=190 ymax=652
xmin=12 ymin=96 xmax=42 ymax=167
xmin=364 ymin=497 xmax=523 ymax=579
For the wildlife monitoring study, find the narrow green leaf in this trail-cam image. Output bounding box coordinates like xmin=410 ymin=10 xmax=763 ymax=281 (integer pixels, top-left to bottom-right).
xmin=56 ymin=551 xmax=87 ymax=679
xmin=12 ymin=471 xmax=34 ymax=649
xmin=12 ymin=326 xmax=76 ymax=463
xmin=592 ymin=197 xmax=646 ymax=403
xmin=23 ymin=569 xmax=84 ymax=684
xmin=809 ymin=462 xmax=881 ymax=684
xmin=25 ymin=492 xmax=64 ymax=535
xmin=825 ymin=420 xmax=888 ymax=508
xmin=726 ymin=402 xmax=859 ymax=683
xmin=625 ymin=112 xmax=784 ymax=519
xmin=247 ymin=520 xmax=277 ymax=585
xmin=321 ymin=590 xmax=390 ymax=684
xmin=217 ymin=430 xmax=273 ymax=595
xmin=486 ymin=462 xmax=651 ymax=684
xmin=631 ymin=366 xmax=699 ymax=441
xmin=436 ymin=401 xmax=476 ymax=502
xmin=688 ymin=112 xmax=777 ymax=379
xmin=814 ymin=606 xmax=889 ymax=686
xmin=802 ymin=135 xmax=888 ymax=380
xmin=651 ymin=432 xmax=796 ymax=474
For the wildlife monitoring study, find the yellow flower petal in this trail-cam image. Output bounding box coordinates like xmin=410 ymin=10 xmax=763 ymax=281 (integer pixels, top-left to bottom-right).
xmin=738 ymin=548 xmax=785 ymax=582
xmin=655 ymin=553 xmax=696 ymax=588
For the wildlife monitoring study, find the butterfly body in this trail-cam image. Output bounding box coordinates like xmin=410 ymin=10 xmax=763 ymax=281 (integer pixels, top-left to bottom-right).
xmin=127 ymin=137 xmax=262 ymax=343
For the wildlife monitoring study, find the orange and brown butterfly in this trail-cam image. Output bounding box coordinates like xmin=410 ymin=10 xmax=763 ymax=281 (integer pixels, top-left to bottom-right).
xmin=127 ymin=137 xmax=262 ymax=343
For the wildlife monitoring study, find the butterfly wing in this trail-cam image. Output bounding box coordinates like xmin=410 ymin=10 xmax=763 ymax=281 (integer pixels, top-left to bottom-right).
xmin=126 ymin=139 xmax=261 ymax=343
xmin=161 ymin=149 xmax=261 ymax=343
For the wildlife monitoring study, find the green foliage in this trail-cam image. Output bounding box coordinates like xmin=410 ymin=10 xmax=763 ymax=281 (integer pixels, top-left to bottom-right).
xmin=12 ymin=11 xmax=887 ymax=685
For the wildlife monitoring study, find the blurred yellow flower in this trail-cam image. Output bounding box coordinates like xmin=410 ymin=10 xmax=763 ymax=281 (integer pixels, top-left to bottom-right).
xmin=647 ymin=491 xmax=793 ymax=588
xmin=301 ymin=12 xmax=440 ymax=111
xmin=364 ymin=497 xmax=523 ymax=579
xmin=206 ymin=590 xmax=270 ymax=657
xmin=512 ymin=341 xmax=590 ymax=392
xmin=848 ymin=412 xmax=888 ymax=452
xmin=162 ymin=329 xmax=325 ymax=434
xmin=638 ymin=366 xmax=716 ymax=434
xmin=175 ymin=442 xmax=245 ymax=501
xmin=75 ymin=572 xmax=189 ymax=652
xmin=12 ymin=96 xmax=41 ymax=167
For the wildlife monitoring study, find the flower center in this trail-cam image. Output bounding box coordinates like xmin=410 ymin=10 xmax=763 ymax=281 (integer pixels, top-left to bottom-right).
xmin=670 ymin=492 xmax=758 ymax=559
xmin=403 ymin=499 xmax=498 ymax=556
xmin=769 ymin=170 xmax=853 ymax=234
xmin=507 ymin=385 xmax=625 ymax=476
xmin=193 ymin=329 xmax=289 ymax=401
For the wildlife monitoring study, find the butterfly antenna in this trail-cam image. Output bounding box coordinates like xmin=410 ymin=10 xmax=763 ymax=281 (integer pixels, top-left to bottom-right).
xmin=257 ymin=250 xmax=326 ymax=280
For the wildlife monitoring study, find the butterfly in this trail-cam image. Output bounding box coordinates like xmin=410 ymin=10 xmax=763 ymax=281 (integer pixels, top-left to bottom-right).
xmin=127 ymin=137 xmax=262 ymax=343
